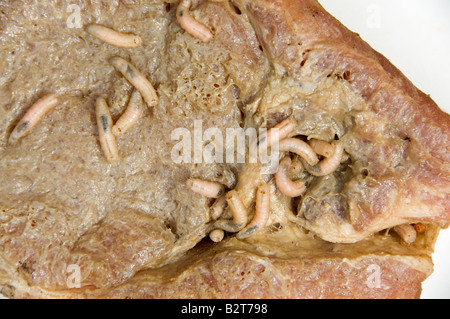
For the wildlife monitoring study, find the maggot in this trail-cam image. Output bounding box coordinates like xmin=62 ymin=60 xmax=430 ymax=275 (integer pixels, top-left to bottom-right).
xmin=176 ymin=0 xmax=213 ymax=42
xmin=212 ymin=190 xmax=248 ymax=232
xmin=255 ymin=117 xmax=298 ymax=152
xmin=8 ymin=94 xmax=60 ymax=145
xmin=275 ymin=156 xmax=306 ymax=197
xmin=278 ymin=137 xmax=319 ymax=166
xmin=110 ymin=57 xmax=158 ymax=107
xmin=236 ymin=183 xmax=271 ymax=240
xmin=186 ymin=178 xmax=225 ymax=198
xmin=302 ymin=140 xmax=344 ymax=176
xmin=96 ymin=97 xmax=119 ymax=162
xmin=112 ymin=90 xmax=143 ymax=136
xmin=86 ymin=24 xmax=142 ymax=48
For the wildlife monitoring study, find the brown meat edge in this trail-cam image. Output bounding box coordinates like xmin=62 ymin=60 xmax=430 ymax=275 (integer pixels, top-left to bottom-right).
xmin=109 ymin=253 xmax=431 ymax=299
xmin=0 ymin=243 xmax=432 ymax=299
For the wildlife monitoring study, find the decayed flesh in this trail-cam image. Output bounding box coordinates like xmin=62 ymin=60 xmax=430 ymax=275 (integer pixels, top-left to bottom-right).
xmin=0 ymin=0 xmax=448 ymax=298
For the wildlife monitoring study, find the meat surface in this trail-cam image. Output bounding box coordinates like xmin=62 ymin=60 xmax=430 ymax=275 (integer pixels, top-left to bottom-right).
xmin=0 ymin=0 xmax=449 ymax=298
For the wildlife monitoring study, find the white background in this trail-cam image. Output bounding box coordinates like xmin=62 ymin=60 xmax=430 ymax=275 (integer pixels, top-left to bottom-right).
xmin=320 ymin=0 xmax=450 ymax=299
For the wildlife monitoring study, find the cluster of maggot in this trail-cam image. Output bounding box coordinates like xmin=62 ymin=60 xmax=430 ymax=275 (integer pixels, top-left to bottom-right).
xmin=186 ymin=117 xmax=349 ymax=242
xmin=8 ymin=0 xmax=209 ymax=160
xmin=7 ymin=0 xmax=424 ymax=244
xmin=188 ymin=117 xmax=426 ymax=244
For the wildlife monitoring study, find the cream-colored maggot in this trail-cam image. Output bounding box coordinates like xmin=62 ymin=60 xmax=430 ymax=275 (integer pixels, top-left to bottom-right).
xmin=112 ymin=90 xmax=143 ymax=136
xmin=176 ymin=0 xmax=213 ymax=42
xmin=212 ymin=190 xmax=248 ymax=232
xmin=209 ymin=229 xmax=225 ymax=242
xmin=255 ymin=117 xmax=297 ymax=152
xmin=236 ymin=183 xmax=271 ymax=239
xmin=393 ymin=223 xmax=417 ymax=244
xmin=186 ymin=178 xmax=225 ymax=198
xmin=308 ymin=138 xmax=334 ymax=158
xmin=275 ymin=156 xmax=306 ymax=197
xmin=210 ymin=194 xmax=227 ymax=220
xmin=8 ymin=94 xmax=60 ymax=145
xmin=96 ymin=97 xmax=119 ymax=162
xmin=110 ymin=57 xmax=158 ymax=107
xmin=86 ymin=24 xmax=142 ymax=48
xmin=278 ymin=137 xmax=319 ymax=166
xmin=302 ymin=140 xmax=344 ymax=176
xmin=225 ymin=190 xmax=248 ymax=228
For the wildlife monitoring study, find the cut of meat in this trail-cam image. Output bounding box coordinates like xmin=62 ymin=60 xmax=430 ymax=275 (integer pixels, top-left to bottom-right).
xmin=0 ymin=0 xmax=448 ymax=298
